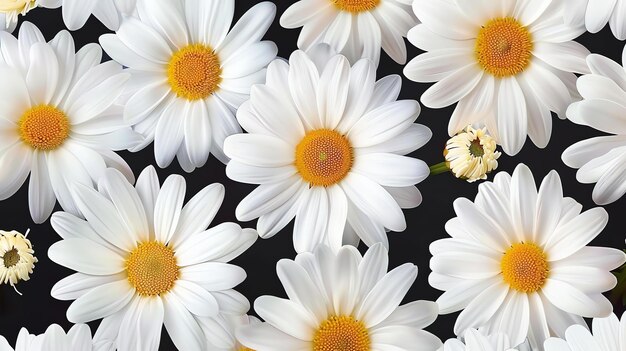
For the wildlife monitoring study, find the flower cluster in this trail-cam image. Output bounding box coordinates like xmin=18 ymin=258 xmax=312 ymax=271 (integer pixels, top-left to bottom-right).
xmin=0 ymin=0 xmax=624 ymax=351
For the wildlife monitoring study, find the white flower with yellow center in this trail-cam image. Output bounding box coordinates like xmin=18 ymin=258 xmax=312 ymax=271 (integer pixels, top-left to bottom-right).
xmin=48 ymin=166 xmax=257 ymax=351
xmin=0 ymin=229 xmax=36 ymax=293
xmin=430 ymin=163 xmax=626 ymax=349
xmin=237 ymin=244 xmax=442 ymax=351
xmin=224 ymin=46 xmax=431 ymax=253
xmin=280 ymin=0 xmax=417 ymax=65
xmin=441 ymin=329 xmax=520 ymax=351
xmin=544 ymin=312 xmax=625 ymax=351
xmin=38 ymin=0 xmax=136 ymax=31
xmin=562 ymin=44 xmax=626 ymax=205
xmin=0 ymin=22 xmax=141 ymax=224
xmin=0 ymin=324 xmax=105 ymax=351
xmin=0 ymin=0 xmax=37 ymax=32
xmin=563 ymin=0 xmax=626 ymax=40
xmin=442 ymin=125 xmax=501 ymax=183
xmin=100 ymin=0 xmax=277 ymax=172
xmin=405 ymin=0 xmax=590 ymax=155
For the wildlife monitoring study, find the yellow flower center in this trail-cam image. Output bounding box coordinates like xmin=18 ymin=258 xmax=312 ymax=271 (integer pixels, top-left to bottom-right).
xmin=501 ymin=242 xmax=549 ymax=293
xmin=126 ymin=241 xmax=179 ymax=296
xmin=295 ymin=129 xmax=353 ymax=187
xmin=239 ymin=347 xmax=255 ymax=351
xmin=167 ymin=44 xmax=222 ymax=101
xmin=475 ymin=17 xmax=533 ymax=78
xmin=2 ymin=248 xmax=19 ymax=268
xmin=330 ymin=0 xmax=380 ymax=13
xmin=313 ymin=316 xmax=370 ymax=351
xmin=18 ymin=105 xmax=70 ymax=151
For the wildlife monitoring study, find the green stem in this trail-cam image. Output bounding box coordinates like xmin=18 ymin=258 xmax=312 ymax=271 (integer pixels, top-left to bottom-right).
xmin=429 ymin=162 xmax=450 ymax=176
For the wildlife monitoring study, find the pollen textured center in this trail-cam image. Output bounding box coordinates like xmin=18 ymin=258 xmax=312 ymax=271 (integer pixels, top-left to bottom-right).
xmin=330 ymin=0 xmax=380 ymax=12
xmin=18 ymin=105 xmax=70 ymax=151
xmin=313 ymin=316 xmax=370 ymax=351
xmin=126 ymin=241 xmax=179 ymax=296
xmin=3 ymin=248 xmax=19 ymax=268
xmin=501 ymin=242 xmax=549 ymax=293
xmin=295 ymin=129 xmax=353 ymax=187
xmin=475 ymin=17 xmax=533 ymax=77
xmin=167 ymin=44 xmax=222 ymax=101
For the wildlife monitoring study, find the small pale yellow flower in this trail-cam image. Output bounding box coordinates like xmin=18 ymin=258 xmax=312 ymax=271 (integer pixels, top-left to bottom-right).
xmin=444 ymin=126 xmax=501 ymax=182
xmin=0 ymin=0 xmax=37 ymax=29
xmin=0 ymin=229 xmax=37 ymax=294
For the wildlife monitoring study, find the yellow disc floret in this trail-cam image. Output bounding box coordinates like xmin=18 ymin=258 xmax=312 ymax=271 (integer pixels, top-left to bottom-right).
xmin=167 ymin=44 xmax=222 ymax=101
xmin=18 ymin=105 xmax=70 ymax=151
xmin=313 ymin=316 xmax=370 ymax=351
xmin=330 ymin=0 xmax=380 ymax=13
xmin=295 ymin=129 xmax=353 ymax=187
xmin=501 ymin=242 xmax=549 ymax=293
xmin=475 ymin=17 xmax=533 ymax=77
xmin=126 ymin=241 xmax=179 ymax=296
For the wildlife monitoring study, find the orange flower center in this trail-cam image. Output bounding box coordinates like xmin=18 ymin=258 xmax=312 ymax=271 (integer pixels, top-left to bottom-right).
xmin=313 ymin=316 xmax=370 ymax=351
xmin=295 ymin=129 xmax=353 ymax=187
xmin=501 ymin=242 xmax=549 ymax=293
xmin=167 ymin=44 xmax=222 ymax=101
xmin=475 ymin=17 xmax=533 ymax=77
xmin=330 ymin=0 xmax=380 ymax=13
xmin=18 ymin=105 xmax=70 ymax=150
xmin=126 ymin=241 xmax=179 ymax=296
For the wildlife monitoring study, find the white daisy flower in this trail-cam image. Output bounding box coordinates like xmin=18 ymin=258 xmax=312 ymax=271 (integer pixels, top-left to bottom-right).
xmin=0 ymin=324 xmax=106 ymax=351
xmin=237 ymin=244 xmax=442 ymax=351
xmin=224 ymin=46 xmax=431 ymax=253
xmin=280 ymin=0 xmax=417 ymax=65
xmin=443 ymin=125 xmax=501 ymax=183
xmin=0 ymin=0 xmax=37 ymax=32
xmin=100 ymin=0 xmax=277 ymax=172
xmin=441 ymin=329 xmax=520 ymax=351
xmin=563 ymin=0 xmax=626 ymax=40
xmin=0 ymin=229 xmax=36 ymax=293
xmin=562 ymin=44 xmax=626 ymax=205
xmin=48 ymin=166 xmax=257 ymax=351
xmin=38 ymin=0 xmax=136 ymax=31
xmin=544 ymin=312 xmax=625 ymax=351
xmin=0 ymin=22 xmax=141 ymax=224
xmin=430 ymin=163 xmax=626 ymax=349
xmin=405 ymin=0 xmax=590 ymax=155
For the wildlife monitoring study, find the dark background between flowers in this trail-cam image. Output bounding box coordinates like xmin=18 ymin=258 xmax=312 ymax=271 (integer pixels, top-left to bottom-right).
xmin=0 ymin=1 xmax=623 ymax=349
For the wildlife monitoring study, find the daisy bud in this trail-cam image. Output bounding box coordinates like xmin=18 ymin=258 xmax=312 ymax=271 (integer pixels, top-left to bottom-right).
xmin=0 ymin=229 xmax=37 ymax=294
xmin=0 ymin=0 xmax=37 ymax=28
xmin=443 ymin=126 xmax=501 ymax=182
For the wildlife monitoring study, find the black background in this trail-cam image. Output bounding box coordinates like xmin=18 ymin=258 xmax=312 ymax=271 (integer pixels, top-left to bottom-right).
xmin=0 ymin=1 xmax=623 ymax=349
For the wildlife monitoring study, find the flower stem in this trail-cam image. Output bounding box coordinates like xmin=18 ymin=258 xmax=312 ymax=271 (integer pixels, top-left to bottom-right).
xmin=429 ymin=162 xmax=450 ymax=176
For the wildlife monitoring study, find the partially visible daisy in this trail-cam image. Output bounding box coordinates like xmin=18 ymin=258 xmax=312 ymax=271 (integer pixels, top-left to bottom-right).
xmin=405 ymin=0 xmax=589 ymax=155
xmin=238 ymin=244 xmax=442 ymax=351
xmin=562 ymin=44 xmax=626 ymax=205
xmin=49 ymin=166 xmax=257 ymax=351
xmin=38 ymin=0 xmax=136 ymax=31
xmin=439 ymin=125 xmax=501 ymax=183
xmin=0 ymin=23 xmax=141 ymax=223
xmin=430 ymin=164 xmax=625 ymax=349
xmin=544 ymin=312 xmax=625 ymax=350
xmin=563 ymin=0 xmax=626 ymax=40
xmin=100 ymin=0 xmax=277 ymax=171
xmin=280 ymin=0 xmax=417 ymax=65
xmin=203 ymin=314 xmax=261 ymax=351
xmin=0 ymin=229 xmax=36 ymax=294
xmin=441 ymin=329 xmax=518 ymax=351
xmin=0 ymin=324 xmax=105 ymax=351
xmin=0 ymin=0 xmax=37 ymax=32
xmin=224 ymin=47 xmax=431 ymax=253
